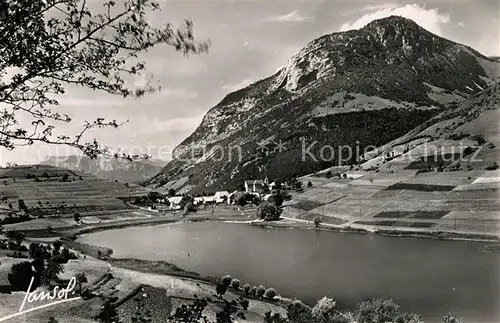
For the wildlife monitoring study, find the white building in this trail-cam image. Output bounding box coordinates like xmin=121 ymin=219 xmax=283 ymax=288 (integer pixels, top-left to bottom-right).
xmin=244 ymin=179 xmax=268 ymax=194
xmin=214 ymin=191 xmax=230 ymax=204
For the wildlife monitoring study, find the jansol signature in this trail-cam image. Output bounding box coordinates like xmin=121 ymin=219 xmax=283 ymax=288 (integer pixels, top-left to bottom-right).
xmin=0 ymin=276 xmax=81 ymax=322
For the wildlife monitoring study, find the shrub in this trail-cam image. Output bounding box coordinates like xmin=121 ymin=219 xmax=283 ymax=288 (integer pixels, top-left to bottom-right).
xmin=325 ymin=171 xmax=333 ymax=179
xmin=485 ymin=162 xmax=499 ymax=171
xmin=257 ymin=202 xmax=282 ymax=221
xmin=256 ymin=285 xmax=266 ymax=298
xmin=307 ymin=181 xmax=313 ymax=188
xmin=264 ymin=288 xmax=277 ymax=300
xmin=231 ymin=279 xmax=240 ymax=290
xmin=222 ymin=275 xmax=232 ymax=287
xmin=243 ymin=283 xmax=251 ymax=295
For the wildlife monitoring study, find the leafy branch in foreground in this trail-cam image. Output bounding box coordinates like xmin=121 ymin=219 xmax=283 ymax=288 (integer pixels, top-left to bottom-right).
xmin=0 ymin=0 xmax=209 ymax=157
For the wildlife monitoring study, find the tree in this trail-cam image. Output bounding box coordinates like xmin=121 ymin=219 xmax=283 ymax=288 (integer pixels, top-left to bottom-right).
xmin=311 ymin=297 xmax=337 ymax=321
xmin=307 ymin=181 xmax=313 ymax=188
xmin=355 ymin=298 xmax=400 ymax=323
xmin=17 ymin=199 xmax=28 ymax=213
xmin=41 ymin=258 xmax=64 ymax=286
xmin=325 ymin=171 xmax=333 ymax=179
xmin=98 ymin=301 xmax=120 ymax=323
xmin=395 ymin=313 xmax=423 ymax=323
xmin=7 ymin=230 xmax=26 ymax=246
xmin=147 ymin=191 xmax=163 ymax=203
xmin=243 ymin=283 xmax=251 ymax=295
xmin=264 ymin=288 xmax=277 ymax=300
xmin=168 ymin=188 xmax=176 ymax=197
xmin=287 ymin=300 xmax=313 ymax=323
xmin=256 ymin=285 xmax=266 ymax=298
xmin=249 ymin=286 xmax=257 ymax=297
xmin=231 ymin=279 xmax=240 ymax=290
xmin=52 ymin=240 xmax=62 ymax=251
xmin=314 ymin=216 xmax=322 ymax=228
xmin=8 ymin=203 xmax=13 ymax=209
xmin=240 ymin=299 xmax=249 ymax=310
xmin=73 ymin=213 xmax=81 ymax=223
xmin=168 ymin=298 xmax=209 ymax=323
xmin=0 ymin=0 xmax=208 ymax=157
xmin=222 ymin=275 xmax=232 ymax=287
xmin=443 ymin=313 xmax=462 ymax=323
xmin=75 ymin=272 xmax=88 ymax=293
xmin=8 ymin=261 xmax=38 ymax=291
xmin=48 ymin=317 xmax=59 ymax=323
xmin=215 ymin=300 xmax=236 ymax=323
xmin=216 ymin=284 xmax=227 ymax=297
xmin=257 ymin=202 xmax=282 ymax=221
xmin=180 ymin=194 xmax=195 ymax=210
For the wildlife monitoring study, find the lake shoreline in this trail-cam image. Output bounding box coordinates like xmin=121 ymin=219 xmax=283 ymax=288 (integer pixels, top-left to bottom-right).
xmin=59 ymin=212 xmax=500 ymax=244
xmin=249 ymin=217 xmax=500 ymax=243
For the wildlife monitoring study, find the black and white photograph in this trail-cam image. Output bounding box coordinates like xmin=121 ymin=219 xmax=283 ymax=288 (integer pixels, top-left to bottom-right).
xmin=0 ymin=0 xmax=499 ymax=322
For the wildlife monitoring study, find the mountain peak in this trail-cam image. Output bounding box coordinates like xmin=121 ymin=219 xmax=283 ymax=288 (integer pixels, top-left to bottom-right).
xmin=366 ymin=15 xmax=419 ymax=26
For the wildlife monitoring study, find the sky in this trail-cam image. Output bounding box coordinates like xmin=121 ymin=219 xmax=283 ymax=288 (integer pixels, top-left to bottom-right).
xmin=1 ymin=0 xmax=499 ymax=166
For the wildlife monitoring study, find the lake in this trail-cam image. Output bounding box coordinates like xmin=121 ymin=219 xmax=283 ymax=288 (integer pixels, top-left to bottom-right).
xmin=78 ymin=222 xmax=500 ymax=323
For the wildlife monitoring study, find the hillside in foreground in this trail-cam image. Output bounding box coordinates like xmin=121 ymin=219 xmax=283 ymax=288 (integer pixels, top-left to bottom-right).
xmin=148 ymin=15 xmax=500 ymax=194
xmin=0 ymin=164 xmax=151 ymax=230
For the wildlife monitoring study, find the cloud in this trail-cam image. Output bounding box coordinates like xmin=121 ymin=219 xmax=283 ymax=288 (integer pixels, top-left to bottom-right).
xmin=221 ymin=79 xmax=254 ymax=92
xmin=340 ymin=4 xmax=451 ymax=36
xmin=264 ymin=10 xmax=312 ymax=23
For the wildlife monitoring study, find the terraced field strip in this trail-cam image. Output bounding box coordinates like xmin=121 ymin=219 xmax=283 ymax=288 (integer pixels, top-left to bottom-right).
xmin=453 ymin=183 xmax=500 ymax=191
xmin=298 ymin=212 xmax=348 ymax=225
xmin=355 ymin=220 xmax=436 ymax=228
xmin=402 ymin=171 xmax=483 ymax=186
xmin=385 ymin=182 xmax=456 ymax=192
xmin=444 ymin=211 xmax=500 ymax=220
xmin=373 ymin=211 xmax=449 ymax=220
xmin=432 ymin=218 xmax=500 ymax=234
xmin=321 ymin=182 xmax=350 ymax=189
xmin=293 ymin=199 xmax=327 ymax=211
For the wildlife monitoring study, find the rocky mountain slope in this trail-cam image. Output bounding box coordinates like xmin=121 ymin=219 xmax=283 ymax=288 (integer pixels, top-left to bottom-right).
xmin=43 ymin=155 xmax=165 ymax=183
xmin=148 ymin=16 xmax=500 ymax=193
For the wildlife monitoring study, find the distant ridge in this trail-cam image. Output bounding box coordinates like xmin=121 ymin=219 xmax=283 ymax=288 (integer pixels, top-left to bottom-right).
xmin=43 ymin=155 xmax=165 ymax=183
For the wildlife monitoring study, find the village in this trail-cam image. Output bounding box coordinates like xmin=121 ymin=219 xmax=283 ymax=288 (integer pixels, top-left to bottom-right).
xmin=137 ymin=178 xmax=299 ymax=212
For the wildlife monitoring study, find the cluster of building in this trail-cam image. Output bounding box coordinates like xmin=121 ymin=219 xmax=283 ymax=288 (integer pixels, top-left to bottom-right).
xmin=150 ymin=178 xmax=282 ymax=212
